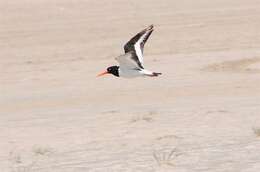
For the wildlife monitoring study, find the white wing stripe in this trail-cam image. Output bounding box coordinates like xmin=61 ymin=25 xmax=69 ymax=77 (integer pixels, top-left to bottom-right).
xmin=134 ymin=43 xmax=143 ymax=64
xmin=134 ymin=30 xmax=149 ymax=65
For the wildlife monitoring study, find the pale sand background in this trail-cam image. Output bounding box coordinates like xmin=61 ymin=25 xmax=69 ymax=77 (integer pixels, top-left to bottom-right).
xmin=1 ymin=0 xmax=260 ymax=171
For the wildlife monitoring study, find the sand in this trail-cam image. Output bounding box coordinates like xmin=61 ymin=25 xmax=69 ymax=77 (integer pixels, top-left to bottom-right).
xmin=1 ymin=0 xmax=260 ymax=171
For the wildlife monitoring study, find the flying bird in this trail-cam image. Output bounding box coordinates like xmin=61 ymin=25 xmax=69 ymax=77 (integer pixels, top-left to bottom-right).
xmin=97 ymin=25 xmax=162 ymax=78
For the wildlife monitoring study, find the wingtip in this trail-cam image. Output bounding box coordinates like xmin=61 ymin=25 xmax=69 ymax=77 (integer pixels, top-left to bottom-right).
xmin=147 ymin=24 xmax=154 ymax=30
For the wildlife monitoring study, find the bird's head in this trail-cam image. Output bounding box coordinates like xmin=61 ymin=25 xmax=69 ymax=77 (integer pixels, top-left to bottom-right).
xmin=97 ymin=66 xmax=119 ymax=77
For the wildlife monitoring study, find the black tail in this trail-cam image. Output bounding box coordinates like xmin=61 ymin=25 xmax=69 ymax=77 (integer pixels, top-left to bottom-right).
xmin=152 ymin=72 xmax=162 ymax=77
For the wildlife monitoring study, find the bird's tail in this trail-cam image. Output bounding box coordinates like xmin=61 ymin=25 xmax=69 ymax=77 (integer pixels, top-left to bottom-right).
xmin=153 ymin=72 xmax=162 ymax=76
xmin=149 ymin=72 xmax=162 ymax=77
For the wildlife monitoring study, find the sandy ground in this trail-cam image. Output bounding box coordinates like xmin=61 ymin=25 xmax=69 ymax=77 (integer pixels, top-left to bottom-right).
xmin=1 ymin=0 xmax=260 ymax=171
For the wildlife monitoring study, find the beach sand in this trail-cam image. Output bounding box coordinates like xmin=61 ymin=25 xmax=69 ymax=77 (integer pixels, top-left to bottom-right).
xmin=1 ymin=0 xmax=260 ymax=171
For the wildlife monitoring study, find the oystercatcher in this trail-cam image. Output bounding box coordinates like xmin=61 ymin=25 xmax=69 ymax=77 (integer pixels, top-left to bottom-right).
xmin=97 ymin=25 xmax=162 ymax=78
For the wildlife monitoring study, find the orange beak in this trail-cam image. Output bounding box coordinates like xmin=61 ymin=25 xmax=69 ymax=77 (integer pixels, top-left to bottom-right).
xmin=97 ymin=71 xmax=109 ymax=77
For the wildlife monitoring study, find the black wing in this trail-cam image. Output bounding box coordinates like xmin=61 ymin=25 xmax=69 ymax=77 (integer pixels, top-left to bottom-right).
xmin=124 ymin=24 xmax=154 ymax=54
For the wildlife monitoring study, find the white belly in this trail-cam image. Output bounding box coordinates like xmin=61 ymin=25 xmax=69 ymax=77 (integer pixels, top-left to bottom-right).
xmin=119 ymin=68 xmax=153 ymax=78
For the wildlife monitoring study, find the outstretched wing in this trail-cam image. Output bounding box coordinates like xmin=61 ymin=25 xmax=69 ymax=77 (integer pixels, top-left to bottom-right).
xmin=123 ymin=25 xmax=154 ymax=67
xmin=115 ymin=52 xmax=142 ymax=70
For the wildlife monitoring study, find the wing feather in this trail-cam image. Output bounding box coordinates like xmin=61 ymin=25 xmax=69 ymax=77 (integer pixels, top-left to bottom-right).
xmin=115 ymin=52 xmax=143 ymax=70
xmin=123 ymin=25 xmax=154 ymax=67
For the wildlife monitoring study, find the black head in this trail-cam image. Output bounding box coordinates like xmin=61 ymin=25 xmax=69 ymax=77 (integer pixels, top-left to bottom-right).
xmin=97 ymin=66 xmax=119 ymax=77
xmin=107 ymin=66 xmax=119 ymax=77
